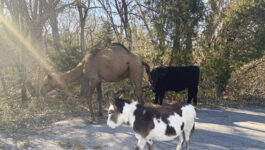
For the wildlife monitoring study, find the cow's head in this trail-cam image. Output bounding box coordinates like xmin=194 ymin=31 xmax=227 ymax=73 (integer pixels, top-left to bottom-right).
xmin=150 ymin=67 xmax=168 ymax=91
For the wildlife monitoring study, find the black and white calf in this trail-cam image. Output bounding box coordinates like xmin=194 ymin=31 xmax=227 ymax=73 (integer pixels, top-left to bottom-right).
xmin=149 ymin=66 xmax=200 ymax=105
xmin=107 ymin=98 xmax=196 ymax=150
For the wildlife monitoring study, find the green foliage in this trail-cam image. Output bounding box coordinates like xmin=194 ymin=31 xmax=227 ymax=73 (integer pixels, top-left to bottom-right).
xmin=201 ymin=0 xmax=265 ymax=96
xmin=92 ymin=21 xmax=114 ymax=50
xmin=49 ymin=41 xmax=82 ymax=72
xmin=146 ymin=0 xmax=204 ymax=65
xmin=222 ymin=0 xmax=265 ymax=67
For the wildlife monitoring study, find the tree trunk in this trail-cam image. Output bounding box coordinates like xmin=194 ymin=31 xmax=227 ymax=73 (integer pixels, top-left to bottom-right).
xmin=20 ymin=56 xmax=28 ymax=104
xmin=76 ymin=0 xmax=90 ymax=97
xmin=50 ymin=10 xmax=62 ymax=54
xmin=79 ymin=17 xmax=87 ymax=98
xmin=35 ymin=65 xmax=40 ymax=97
xmin=121 ymin=0 xmax=132 ymax=51
xmin=0 ymin=70 xmax=8 ymax=95
xmin=80 ymin=21 xmax=85 ymax=56
xmin=215 ymin=84 xmax=223 ymax=99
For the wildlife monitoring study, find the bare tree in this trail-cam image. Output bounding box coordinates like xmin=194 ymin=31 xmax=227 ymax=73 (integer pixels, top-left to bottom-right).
xmin=43 ymin=0 xmax=73 ymax=53
xmin=75 ymin=0 xmax=90 ymax=56
xmin=97 ymin=0 xmax=122 ymax=42
xmin=114 ymin=0 xmax=133 ymax=50
xmin=75 ymin=0 xmax=90 ymax=97
xmin=4 ymin=0 xmax=29 ymax=103
xmin=2 ymin=0 xmax=72 ymax=100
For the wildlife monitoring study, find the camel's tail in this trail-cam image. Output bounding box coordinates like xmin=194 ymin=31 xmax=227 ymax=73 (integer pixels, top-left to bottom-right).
xmin=142 ymin=61 xmax=151 ymax=82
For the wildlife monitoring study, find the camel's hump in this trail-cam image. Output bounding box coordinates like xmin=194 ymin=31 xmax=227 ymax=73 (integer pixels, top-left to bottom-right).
xmin=89 ymin=43 xmax=131 ymax=56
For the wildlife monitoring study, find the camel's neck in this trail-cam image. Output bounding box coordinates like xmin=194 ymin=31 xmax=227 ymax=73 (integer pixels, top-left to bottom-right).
xmin=61 ymin=62 xmax=84 ymax=82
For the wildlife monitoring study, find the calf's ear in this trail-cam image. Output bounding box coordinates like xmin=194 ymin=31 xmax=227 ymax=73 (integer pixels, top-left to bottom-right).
xmin=106 ymin=94 xmax=115 ymax=105
xmin=119 ymin=94 xmax=124 ymax=99
xmin=105 ymin=92 xmax=114 ymax=105
xmin=109 ymin=97 xmax=115 ymax=105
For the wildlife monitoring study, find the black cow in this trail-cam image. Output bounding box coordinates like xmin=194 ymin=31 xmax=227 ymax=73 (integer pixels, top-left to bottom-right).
xmin=149 ymin=66 xmax=200 ymax=105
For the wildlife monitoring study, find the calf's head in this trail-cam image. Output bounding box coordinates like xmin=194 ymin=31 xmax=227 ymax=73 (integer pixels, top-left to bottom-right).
xmin=107 ymin=98 xmax=135 ymax=129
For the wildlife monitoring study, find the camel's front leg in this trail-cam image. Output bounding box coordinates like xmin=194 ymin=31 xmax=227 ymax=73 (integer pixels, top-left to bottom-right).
xmin=129 ymin=64 xmax=144 ymax=105
xmin=96 ymin=81 xmax=103 ymax=117
xmin=87 ymin=80 xmax=97 ymax=123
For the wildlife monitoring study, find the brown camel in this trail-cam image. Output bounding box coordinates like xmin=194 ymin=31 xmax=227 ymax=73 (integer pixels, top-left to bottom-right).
xmin=40 ymin=43 xmax=150 ymax=122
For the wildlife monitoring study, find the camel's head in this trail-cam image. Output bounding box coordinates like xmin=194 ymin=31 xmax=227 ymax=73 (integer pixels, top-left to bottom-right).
xmin=40 ymin=74 xmax=59 ymax=96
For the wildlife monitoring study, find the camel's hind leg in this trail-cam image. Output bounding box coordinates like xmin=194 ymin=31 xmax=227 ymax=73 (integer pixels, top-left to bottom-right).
xmin=129 ymin=60 xmax=144 ymax=105
xmin=86 ymin=79 xmax=98 ymax=123
xmin=96 ymin=81 xmax=103 ymax=117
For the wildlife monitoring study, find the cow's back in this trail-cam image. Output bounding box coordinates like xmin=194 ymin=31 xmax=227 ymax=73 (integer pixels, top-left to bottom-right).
xmin=156 ymin=66 xmax=199 ymax=91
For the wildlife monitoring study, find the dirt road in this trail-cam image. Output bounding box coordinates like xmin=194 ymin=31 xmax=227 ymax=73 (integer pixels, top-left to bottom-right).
xmin=1 ymin=107 xmax=265 ymax=150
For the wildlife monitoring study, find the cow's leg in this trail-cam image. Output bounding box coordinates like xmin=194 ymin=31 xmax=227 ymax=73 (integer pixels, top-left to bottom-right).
xmin=96 ymin=81 xmax=103 ymax=116
xmin=87 ymin=80 xmax=98 ymax=123
xmin=188 ymin=86 xmax=198 ymax=105
xmin=154 ymin=93 xmax=159 ymax=104
xmin=187 ymin=88 xmax=193 ymax=104
xmin=158 ymin=91 xmax=165 ymax=105
xmin=176 ymin=132 xmax=184 ymax=150
xmin=147 ymin=139 xmax=155 ymax=150
xmin=135 ymin=134 xmax=146 ymax=150
xmin=193 ymin=86 xmax=198 ymax=106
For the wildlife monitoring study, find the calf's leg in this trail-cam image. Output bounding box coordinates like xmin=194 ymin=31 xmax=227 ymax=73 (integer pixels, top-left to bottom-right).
xmin=176 ymin=132 xmax=184 ymax=150
xmin=184 ymin=129 xmax=192 ymax=150
xmin=147 ymin=140 xmax=155 ymax=150
xmin=135 ymin=134 xmax=146 ymax=150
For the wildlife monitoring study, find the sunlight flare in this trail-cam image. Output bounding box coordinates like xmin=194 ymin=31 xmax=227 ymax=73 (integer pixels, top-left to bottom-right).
xmin=0 ymin=13 xmax=70 ymax=94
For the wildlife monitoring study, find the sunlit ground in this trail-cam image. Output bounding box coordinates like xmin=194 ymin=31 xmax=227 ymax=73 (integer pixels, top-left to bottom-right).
xmin=0 ymin=107 xmax=264 ymax=150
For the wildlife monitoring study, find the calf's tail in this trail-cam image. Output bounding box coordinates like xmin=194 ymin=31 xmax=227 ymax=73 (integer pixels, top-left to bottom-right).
xmin=191 ymin=123 xmax=195 ymax=136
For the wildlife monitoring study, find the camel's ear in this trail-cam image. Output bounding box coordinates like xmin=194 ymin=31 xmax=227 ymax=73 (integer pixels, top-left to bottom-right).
xmin=47 ymin=74 xmax=52 ymax=79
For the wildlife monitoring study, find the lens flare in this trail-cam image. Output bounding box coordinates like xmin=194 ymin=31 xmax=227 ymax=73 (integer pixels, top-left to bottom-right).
xmin=0 ymin=13 xmax=69 ymax=94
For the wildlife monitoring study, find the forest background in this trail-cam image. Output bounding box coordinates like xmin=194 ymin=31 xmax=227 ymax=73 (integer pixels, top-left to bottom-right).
xmin=0 ymin=0 xmax=264 ymax=131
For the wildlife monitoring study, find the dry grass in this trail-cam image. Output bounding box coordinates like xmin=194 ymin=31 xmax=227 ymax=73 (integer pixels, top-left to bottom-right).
xmin=0 ymin=86 xmax=264 ymax=134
